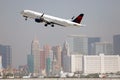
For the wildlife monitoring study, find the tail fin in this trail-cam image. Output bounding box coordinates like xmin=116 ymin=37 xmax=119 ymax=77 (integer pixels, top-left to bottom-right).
xmin=72 ymin=14 xmax=84 ymax=24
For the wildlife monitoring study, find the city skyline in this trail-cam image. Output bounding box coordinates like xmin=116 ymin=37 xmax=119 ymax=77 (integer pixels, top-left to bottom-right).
xmin=0 ymin=0 xmax=120 ymax=67
xmin=0 ymin=34 xmax=120 ymax=68
xmin=22 ymin=34 xmax=120 ymax=69
xmin=0 ymin=34 xmax=120 ymax=76
xmin=26 ymin=36 xmax=120 ymax=76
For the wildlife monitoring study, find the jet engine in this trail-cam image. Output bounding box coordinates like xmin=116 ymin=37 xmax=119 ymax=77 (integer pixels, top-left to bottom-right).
xmin=35 ymin=18 xmax=44 ymax=23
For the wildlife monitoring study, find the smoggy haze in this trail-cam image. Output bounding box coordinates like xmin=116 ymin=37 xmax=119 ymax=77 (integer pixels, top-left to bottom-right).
xmin=0 ymin=0 xmax=120 ymax=67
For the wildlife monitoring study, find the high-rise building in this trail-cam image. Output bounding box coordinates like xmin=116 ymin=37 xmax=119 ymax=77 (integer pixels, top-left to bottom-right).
xmin=31 ymin=38 xmax=40 ymax=75
xmin=43 ymin=44 xmax=51 ymax=58
xmin=27 ymin=54 xmax=34 ymax=73
xmin=52 ymin=45 xmax=61 ymax=68
xmin=84 ymin=54 xmax=120 ymax=74
xmin=46 ymin=51 xmax=53 ymax=76
xmin=52 ymin=45 xmax=62 ymax=74
xmin=62 ymin=55 xmax=71 ymax=72
xmin=113 ymin=34 xmax=120 ymax=55
xmin=93 ymin=42 xmax=113 ymax=55
xmin=43 ymin=44 xmax=51 ymax=70
xmin=0 ymin=44 xmax=12 ymax=68
xmin=62 ymin=41 xmax=70 ymax=56
xmin=68 ymin=35 xmax=88 ymax=55
xmin=88 ymin=37 xmax=101 ymax=55
xmin=40 ymin=50 xmax=45 ymax=73
xmin=84 ymin=55 xmax=101 ymax=74
xmin=42 ymin=44 xmax=54 ymax=76
xmin=71 ymin=54 xmax=83 ymax=73
xmin=61 ymin=41 xmax=70 ymax=68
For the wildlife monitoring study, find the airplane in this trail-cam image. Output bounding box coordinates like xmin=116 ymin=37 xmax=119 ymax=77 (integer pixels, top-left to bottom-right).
xmin=21 ymin=10 xmax=85 ymax=27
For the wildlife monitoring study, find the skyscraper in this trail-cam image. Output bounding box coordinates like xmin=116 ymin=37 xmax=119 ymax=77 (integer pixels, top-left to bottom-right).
xmin=46 ymin=51 xmax=53 ymax=76
xmin=0 ymin=44 xmax=12 ymax=68
xmin=40 ymin=50 xmax=45 ymax=74
xmin=43 ymin=44 xmax=51 ymax=68
xmin=27 ymin=54 xmax=34 ymax=73
xmin=61 ymin=41 xmax=70 ymax=56
xmin=93 ymin=42 xmax=113 ymax=55
xmin=88 ymin=37 xmax=101 ymax=55
xmin=113 ymin=34 xmax=120 ymax=55
xmin=43 ymin=44 xmax=53 ymax=76
xmin=31 ymin=38 xmax=40 ymax=75
xmin=68 ymin=35 xmax=88 ymax=55
xmin=43 ymin=45 xmax=51 ymax=58
xmin=61 ymin=41 xmax=70 ymax=69
xmin=62 ymin=55 xmax=71 ymax=72
xmin=52 ymin=45 xmax=62 ymax=74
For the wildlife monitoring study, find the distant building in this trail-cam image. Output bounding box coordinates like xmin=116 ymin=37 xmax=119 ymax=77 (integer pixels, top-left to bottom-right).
xmin=43 ymin=44 xmax=51 ymax=71
xmin=0 ymin=55 xmax=2 ymax=71
xmin=62 ymin=53 xmax=120 ymax=74
xmin=61 ymin=41 xmax=70 ymax=56
xmin=84 ymin=55 xmax=101 ymax=74
xmin=93 ymin=42 xmax=113 ymax=55
xmin=31 ymin=38 xmax=40 ymax=75
xmin=40 ymin=50 xmax=45 ymax=73
xmin=113 ymin=34 xmax=120 ymax=55
xmin=88 ymin=37 xmax=101 ymax=55
xmin=84 ymin=54 xmax=120 ymax=74
xmin=68 ymin=35 xmax=88 ymax=55
xmin=52 ymin=45 xmax=62 ymax=69
xmin=71 ymin=54 xmax=83 ymax=73
xmin=46 ymin=51 xmax=53 ymax=76
xmin=52 ymin=45 xmax=62 ymax=75
xmin=27 ymin=54 xmax=34 ymax=73
xmin=0 ymin=44 xmax=12 ymax=68
xmin=61 ymin=41 xmax=70 ymax=68
xmin=62 ymin=55 xmax=71 ymax=72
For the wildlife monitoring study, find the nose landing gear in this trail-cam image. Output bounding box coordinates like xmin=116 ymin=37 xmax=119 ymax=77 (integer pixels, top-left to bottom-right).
xmin=23 ymin=16 xmax=28 ymax=20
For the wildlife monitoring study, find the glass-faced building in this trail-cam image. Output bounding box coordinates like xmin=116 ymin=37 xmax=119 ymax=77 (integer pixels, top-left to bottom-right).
xmin=93 ymin=42 xmax=113 ymax=55
xmin=27 ymin=54 xmax=34 ymax=73
xmin=113 ymin=34 xmax=120 ymax=55
xmin=67 ymin=35 xmax=88 ymax=55
xmin=0 ymin=44 xmax=12 ymax=68
xmin=88 ymin=37 xmax=101 ymax=55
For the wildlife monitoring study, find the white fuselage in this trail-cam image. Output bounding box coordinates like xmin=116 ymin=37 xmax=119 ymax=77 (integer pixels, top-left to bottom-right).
xmin=21 ymin=10 xmax=83 ymax=27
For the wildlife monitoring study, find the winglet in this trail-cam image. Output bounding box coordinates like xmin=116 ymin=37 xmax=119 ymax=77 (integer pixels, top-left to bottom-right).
xmin=72 ymin=14 xmax=84 ymax=24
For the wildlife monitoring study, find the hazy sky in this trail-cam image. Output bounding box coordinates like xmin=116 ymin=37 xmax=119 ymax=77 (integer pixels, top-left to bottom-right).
xmin=0 ymin=0 xmax=120 ymax=68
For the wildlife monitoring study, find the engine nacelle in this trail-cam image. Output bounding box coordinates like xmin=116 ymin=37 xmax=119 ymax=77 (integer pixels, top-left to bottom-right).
xmin=35 ymin=18 xmax=43 ymax=23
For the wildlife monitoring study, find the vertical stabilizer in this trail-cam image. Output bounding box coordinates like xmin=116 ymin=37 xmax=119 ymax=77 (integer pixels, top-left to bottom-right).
xmin=72 ymin=14 xmax=84 ymax=24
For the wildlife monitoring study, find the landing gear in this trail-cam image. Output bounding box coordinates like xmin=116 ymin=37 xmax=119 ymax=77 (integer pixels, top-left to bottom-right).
xmin=44 ymin=23 xmax=48 ymax=26
xmin=23 ymin=16 xmax=28 ymax=20
xmin=25 ymin=17 xmax=27 ymax=20
xmin=51 ymin=24 xmax=54 ymax=27
xmin=44 ymin=23 xmax=54 ymax=27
